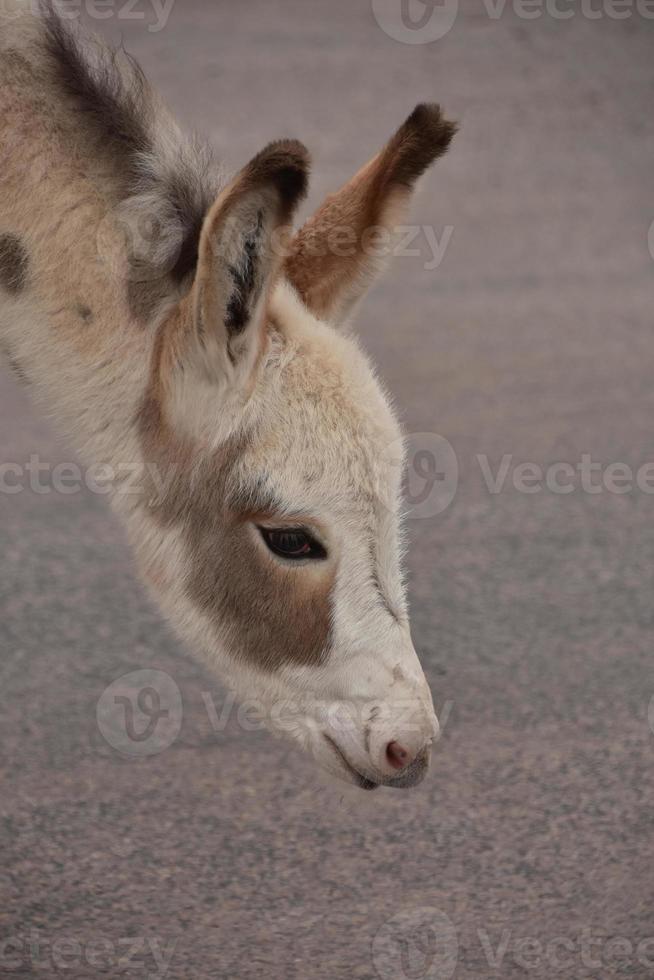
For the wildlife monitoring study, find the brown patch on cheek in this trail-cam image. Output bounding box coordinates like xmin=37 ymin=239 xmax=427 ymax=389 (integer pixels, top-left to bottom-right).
xmin=136 ymin=306 xmax=333 ymax=671
xmin=187 ymin=521 xmax=335 ymax=671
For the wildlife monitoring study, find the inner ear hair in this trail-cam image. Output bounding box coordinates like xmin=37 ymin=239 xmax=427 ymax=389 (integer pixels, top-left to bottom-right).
xmin=285 ymin=103 xmax=458 ymax=322
xmin=190 ymin=139 xmax=311 ymax=371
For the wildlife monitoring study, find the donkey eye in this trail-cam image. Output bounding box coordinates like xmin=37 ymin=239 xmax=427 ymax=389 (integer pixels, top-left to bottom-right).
xmin=259 ymin=527 xmax=327 ymax=562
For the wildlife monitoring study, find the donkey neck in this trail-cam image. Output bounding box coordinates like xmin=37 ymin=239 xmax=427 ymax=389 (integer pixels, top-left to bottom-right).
xmin=0 ymin=56 xmax=186 ymax=494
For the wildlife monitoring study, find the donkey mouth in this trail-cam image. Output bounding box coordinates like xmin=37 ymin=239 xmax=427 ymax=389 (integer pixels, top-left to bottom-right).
xmin=385 ymin=747 xmax=430 ymax=789
xmin=323 ymin=735 xmax=380 ymax=791
xmin=323 ymin=736 xmax=431 ymax=791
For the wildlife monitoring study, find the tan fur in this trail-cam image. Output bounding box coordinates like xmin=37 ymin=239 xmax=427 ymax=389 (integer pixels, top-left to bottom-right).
xmin=286 ymin=103 xmax=457 ymax=321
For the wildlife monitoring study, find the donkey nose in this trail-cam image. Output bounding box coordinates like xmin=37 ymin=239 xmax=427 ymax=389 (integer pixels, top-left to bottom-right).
xmin=386 ymin=740 xmax=415 ymax=771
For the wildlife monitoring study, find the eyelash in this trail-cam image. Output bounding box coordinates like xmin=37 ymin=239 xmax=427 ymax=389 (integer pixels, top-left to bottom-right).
xmin=258 ymin=526 xmax=328 ymax=562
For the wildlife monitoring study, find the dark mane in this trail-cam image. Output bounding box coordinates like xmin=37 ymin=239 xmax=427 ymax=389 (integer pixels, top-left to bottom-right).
xmin=39 ymin=1 xmax=218 ymax=311
xmin=41 ymin=1 xmax=151 ymax=179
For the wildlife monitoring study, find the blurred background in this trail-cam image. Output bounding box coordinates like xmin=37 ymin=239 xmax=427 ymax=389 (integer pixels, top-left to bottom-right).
xmin=1 ymin=1 xmax=653 ymax=977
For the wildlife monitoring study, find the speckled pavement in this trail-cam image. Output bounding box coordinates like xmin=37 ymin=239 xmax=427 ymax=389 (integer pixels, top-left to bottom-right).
xmin=1 ymin=2 xmax=654 ymax=977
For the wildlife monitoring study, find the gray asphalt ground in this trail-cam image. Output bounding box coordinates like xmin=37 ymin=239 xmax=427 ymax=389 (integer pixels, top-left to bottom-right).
xmin=2 ymin=1 xmax=654 ymax=977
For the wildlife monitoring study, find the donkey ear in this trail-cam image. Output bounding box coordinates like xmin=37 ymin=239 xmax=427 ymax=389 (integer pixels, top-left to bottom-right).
xmin=185 ymin=140 xmax=310 ymax=385
xmin=285 ymin=104 xmax=457 ymax=323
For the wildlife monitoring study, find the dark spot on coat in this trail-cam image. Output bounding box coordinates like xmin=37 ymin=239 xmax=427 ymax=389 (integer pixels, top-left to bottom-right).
xmin=0 ymin=234 xmax=29 ymax=294
xmin=75 ymin=304 xmax=93 ymax=323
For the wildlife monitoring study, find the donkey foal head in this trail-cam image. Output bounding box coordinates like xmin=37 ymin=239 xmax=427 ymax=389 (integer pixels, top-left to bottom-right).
xmin=134 ymin=106 xmax=457 ymax=790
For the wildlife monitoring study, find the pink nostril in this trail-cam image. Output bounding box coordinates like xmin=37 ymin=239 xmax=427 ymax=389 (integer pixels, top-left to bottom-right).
xmin=386 ymin=741 xmax=413 ymax=771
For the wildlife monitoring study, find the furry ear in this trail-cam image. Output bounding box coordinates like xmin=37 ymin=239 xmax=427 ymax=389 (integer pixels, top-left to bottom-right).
xmin=187 ymin=140 xmax=310 ymax=383
xmin=285 ymin=104 xmax=457 ymax=323
xmin=156 ymin=139 xmax=309 ymax=445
